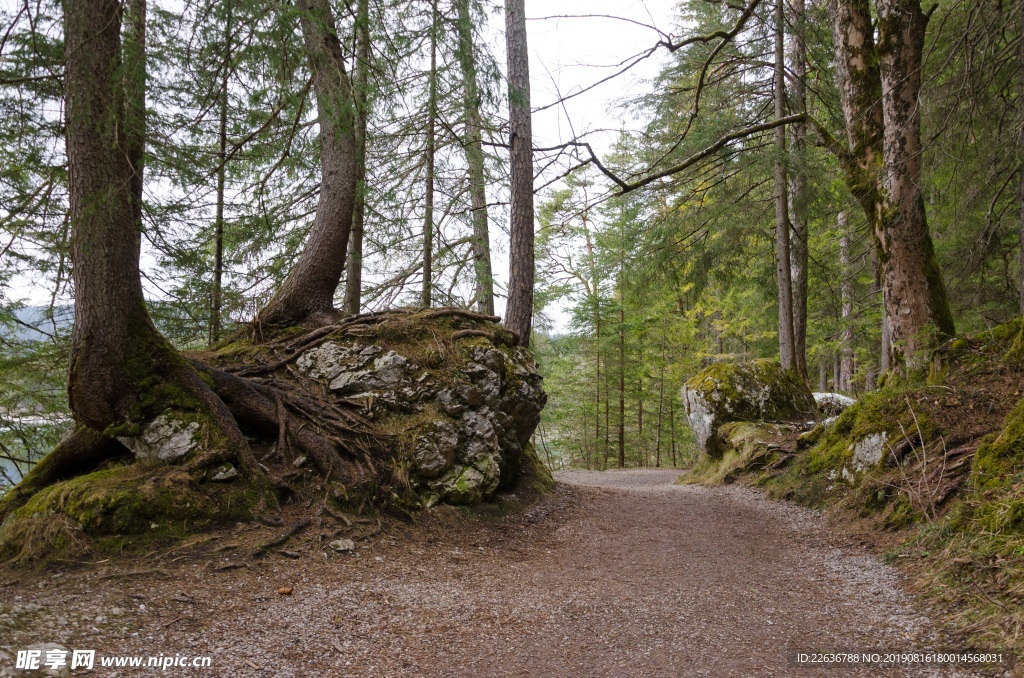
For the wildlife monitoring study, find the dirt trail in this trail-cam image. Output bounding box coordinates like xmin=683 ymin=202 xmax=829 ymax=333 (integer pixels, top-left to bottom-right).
xmin=0 ymin=470 xmax=985 ymax=676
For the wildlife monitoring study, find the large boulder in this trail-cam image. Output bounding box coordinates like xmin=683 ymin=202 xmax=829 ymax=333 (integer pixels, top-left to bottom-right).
xmin=681 ymin=359 xmax=815 ymax=455
xmin=296 ymin=332 xmax=546 ymax=506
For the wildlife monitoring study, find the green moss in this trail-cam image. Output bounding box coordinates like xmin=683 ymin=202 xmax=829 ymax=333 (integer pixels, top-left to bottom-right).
xmin=519 ymin=441 xmax=554 ymax=494
xmin=970 ymin=396 xmax=1024 ymax=495
xmin=685 ymin=359 xmax=815 ymax=424
xmin=1004 ymin=321 xmax=1024 ymax=371
xmin=0 ymin=463 xmax=266 ymax=563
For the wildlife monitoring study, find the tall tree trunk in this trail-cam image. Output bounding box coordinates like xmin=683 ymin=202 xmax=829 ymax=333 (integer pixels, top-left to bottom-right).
xmin=774 ymin=0 xmax=796 ymax=373
xmin=818 ymin=357 xmax=828 ymax=391
xmin=654 ymin=352 xmax=665 ymax=468
xmin=258 ymin=0 xmax=357 ymax=326
xmin=455 ymin=0 xmax=495 ymax=315
xmin=123 ymin=0 xmax=146 ymax=241
xmin=876 ymin=0 xmax=955 ymax=370
xmin=63 ymin=0 xmax=253 ymax=476
xmin=637 ymin=379 xmax=644 ymax=466
xmin=344 ymin=0 xmax=370 ymax=316
xmin=66 ymin=0 xmax=156 ymax=429
xmin=210 ymin=0 xmax=232 ymax=344
xmin=598 ymin=350 xmax=606 ymax=473
xmin=618 ymin=306 xmax=625 ymax=469
xmin=831 ymin=0 xmax=884 ymax=210
xmin=422 ymin=0 xmax=438 ymax=308
xmin=839 ymin=212 xmax=854 ymax=391
xmin=504 ymin=0 xmax=535 ymax=347
xmin=832 ymin=0 xmax=953 ymax=375
xmin=789 ymin=0 xmax=809 ymax=381
xmin=1019 ymin=0 xmax=1024 ymax=316
xmin=669 ymin=396 xmax=677 ymax=467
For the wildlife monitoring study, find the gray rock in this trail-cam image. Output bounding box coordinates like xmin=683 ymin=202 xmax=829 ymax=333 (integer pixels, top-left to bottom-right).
xmin=209 ymin=464 xmax=238 ymax=482
xmin=413 ymin=420 xmax=458 ymax=478
xmin=852 ymin=432 xmax=888 ymax=471
xmin=296 ymin=341 xmax=355 ymax=380
xmin=328 ymin=539 xmax=355 ymax=553
xmin=118 ymin=414 xmax=201 ymax=462
xmin=329 ymin=370 xmax=374 ymax=394
xmin=813 ymin=392 xmax=856 ymax=417
xmin=373 ymin=351 xmax=412 ymax=384
xmin=681 ymin=360 xmax=816 ymax=455
xmin=436 ymin=389 xmax=467 ymax=416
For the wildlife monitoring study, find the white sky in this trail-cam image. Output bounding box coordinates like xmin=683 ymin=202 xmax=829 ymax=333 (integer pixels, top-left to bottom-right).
xmin=490 ymin=0 xmax=680 ymax=330
xmin=526 ymin=0 xmax=678 ymax=155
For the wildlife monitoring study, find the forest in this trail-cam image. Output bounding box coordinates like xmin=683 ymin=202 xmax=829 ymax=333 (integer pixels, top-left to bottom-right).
xmin=1 ymin=0 xmax=1018 ymax=479
xmin=1 ymin=0 xmax=1024 ymax=669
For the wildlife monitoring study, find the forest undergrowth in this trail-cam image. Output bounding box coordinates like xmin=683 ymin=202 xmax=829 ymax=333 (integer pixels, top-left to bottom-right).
xmin=681 ymin=319 xmax=1024 ymax=656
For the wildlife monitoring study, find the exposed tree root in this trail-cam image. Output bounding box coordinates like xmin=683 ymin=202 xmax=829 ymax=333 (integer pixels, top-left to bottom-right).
xmin=250 ymin=518 xmax=311 ymax=558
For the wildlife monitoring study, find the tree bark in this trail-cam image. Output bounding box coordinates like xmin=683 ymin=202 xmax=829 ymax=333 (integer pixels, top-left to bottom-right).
xmin=1019 ymin=0 xmax=1024 ymax=315
xmin=344 ymin=0 xmax=370 ymax=316
xmin=618 ymin=305 xmax=625 ymax=469
xmin=839 ymin=212 xmax=854 ymax=391
xmin=422 ymin=1 xmax=438 ymax=308
xmin=789 ymin=0 xmax=809 ymax=381
xmin=259 ymin=0 xmax=357 ymax=326
xmin=830 ymin=0 xmax=884 ymax=227
xmin=63 ymin=0 xmax=255 ymax=478
xmin=65 ymin=0 xmax=164 ymax=429
xmin=456 ymin=0 xmax=495 ymax=315
xmin=876 ymin=0 xmax=955 ymax=370
xmin=210 ymin=0 xmax=232 ymax=343
xmin=123 ymin=0 xmax=146 ymax=239
xmin=504 ymin=0 xmax=535 ymax=347
xmin=774 ymin=0 xmax=796 ymax=373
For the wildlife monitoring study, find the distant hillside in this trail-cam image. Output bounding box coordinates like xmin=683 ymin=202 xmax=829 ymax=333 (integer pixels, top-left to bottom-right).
xmin=1 ymin=306 xmax=73 ymax=342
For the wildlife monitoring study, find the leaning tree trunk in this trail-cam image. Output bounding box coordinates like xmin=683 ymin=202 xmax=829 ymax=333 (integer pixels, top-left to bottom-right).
xmin=876 ymin=0 xmax=955 ymax=371
xmin=789 ymin=0 xmax=809 ymax=381
xmin=503 ymin=0 xmax=535 ymax=347
xmin=259 ymin=0 xmax=357 ymax=326
xmin=774 ymin=0 xmax=796 ymax=373
xmin=829 ymin=0 xmax=884 ymax=230
xmin=456 ymin=0 xmax=495 ymax=315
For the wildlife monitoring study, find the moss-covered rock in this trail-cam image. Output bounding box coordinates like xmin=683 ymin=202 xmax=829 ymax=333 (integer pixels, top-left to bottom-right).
xmin=681 ymin=359 xmax=815 ymax=455
xmin=294 ymin=333 xmax=545 ymax=506
xmin=0 ymin=464 xmax=266 ymax=562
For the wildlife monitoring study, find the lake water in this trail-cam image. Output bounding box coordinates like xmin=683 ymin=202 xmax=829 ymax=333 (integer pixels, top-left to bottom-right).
xmin=0 ymin=415 xmax=72 ymax=489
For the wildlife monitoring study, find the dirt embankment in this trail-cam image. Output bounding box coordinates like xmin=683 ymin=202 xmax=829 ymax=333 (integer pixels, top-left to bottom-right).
xmin=0 ymin=470 xmax=991 ymax=677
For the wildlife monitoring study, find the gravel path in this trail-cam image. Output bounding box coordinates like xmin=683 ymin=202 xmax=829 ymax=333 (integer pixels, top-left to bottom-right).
xmin=0 ymin=469 xmax=991 ymax=676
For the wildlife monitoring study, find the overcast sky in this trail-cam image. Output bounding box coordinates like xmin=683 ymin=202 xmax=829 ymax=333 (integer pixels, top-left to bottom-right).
xmin=525 ymin=0 xmax=678 ymax=155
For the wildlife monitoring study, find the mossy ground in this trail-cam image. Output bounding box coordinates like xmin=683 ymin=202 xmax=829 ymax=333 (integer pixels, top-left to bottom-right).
xmin=683 ymin=317 xmax=1024 ymax=655
xmin=0 ymin=462 xmax=269 ymax=564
